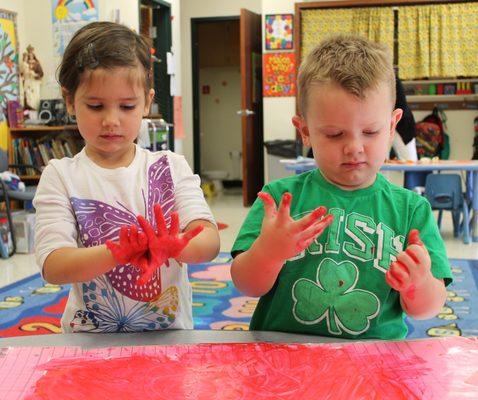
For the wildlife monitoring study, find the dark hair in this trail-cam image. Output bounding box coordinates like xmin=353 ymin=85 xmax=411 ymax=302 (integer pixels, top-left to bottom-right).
xmin=58 ymin=21 xmax=152 ymax=99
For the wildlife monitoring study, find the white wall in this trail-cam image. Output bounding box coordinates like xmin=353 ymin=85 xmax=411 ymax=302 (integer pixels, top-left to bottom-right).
xmin=180 ymin=0 xmax=261 ymax=165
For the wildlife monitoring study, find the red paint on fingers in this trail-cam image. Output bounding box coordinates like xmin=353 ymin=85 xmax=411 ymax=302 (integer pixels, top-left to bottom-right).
xmin=408 ymin=229 xmax=423 ymax=246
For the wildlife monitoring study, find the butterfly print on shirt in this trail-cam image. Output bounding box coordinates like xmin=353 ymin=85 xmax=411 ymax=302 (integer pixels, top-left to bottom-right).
xmin=68 ymin=155 xmax=180 ymax=332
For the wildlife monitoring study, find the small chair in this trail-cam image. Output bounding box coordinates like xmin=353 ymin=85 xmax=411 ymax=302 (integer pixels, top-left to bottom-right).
xmin=424 ymin=173 xmax=470 ymax=244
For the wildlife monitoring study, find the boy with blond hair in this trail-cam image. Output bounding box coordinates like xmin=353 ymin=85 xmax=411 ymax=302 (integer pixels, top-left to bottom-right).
xmin=231 ymin=35 xmax=452 ymax=340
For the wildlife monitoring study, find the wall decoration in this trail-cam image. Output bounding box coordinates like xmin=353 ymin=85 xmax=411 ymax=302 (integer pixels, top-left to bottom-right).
xmin=263 ymin=52 xmax=296 ymax=97
xmin=51 ymin=0 xmax=99 ymax=56
xmin=265 ymin=14 xmax=293 ymax=50
xmin=0 ymin=9 xmax=20 ymax=167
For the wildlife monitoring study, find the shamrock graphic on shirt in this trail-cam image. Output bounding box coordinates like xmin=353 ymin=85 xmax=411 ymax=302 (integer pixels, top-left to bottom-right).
xmin=292 ymin=258 xmax=380 ymax=335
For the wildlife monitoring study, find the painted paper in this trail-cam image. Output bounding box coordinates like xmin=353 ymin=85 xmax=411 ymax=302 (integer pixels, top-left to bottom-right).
xmin=263 ymin=52 xmax=296 ymax=97
xmin=51 ymin=0 xmax=99 ymax=56
xmin=1 ymin=337 xmax=478 ymax=399
xmin=265 ymin=14 xmax=293 ymax=50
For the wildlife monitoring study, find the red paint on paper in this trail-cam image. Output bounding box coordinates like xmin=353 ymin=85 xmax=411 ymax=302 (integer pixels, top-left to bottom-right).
xmin=4 ymin=338 xmax=478 ymax=399
xmin=24 ymin=343 xmax=425 ymax=399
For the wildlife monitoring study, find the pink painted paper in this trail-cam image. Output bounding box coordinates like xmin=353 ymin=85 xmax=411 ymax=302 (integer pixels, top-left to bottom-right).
xmin=1 ymin=337 xmax=478 ymax=399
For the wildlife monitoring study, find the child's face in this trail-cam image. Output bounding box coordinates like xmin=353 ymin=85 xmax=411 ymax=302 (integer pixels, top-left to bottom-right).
xmin=65 ymin=67 xmax=154 ymax=166
xmin=294 ymin=82 xmax=402 ymax=190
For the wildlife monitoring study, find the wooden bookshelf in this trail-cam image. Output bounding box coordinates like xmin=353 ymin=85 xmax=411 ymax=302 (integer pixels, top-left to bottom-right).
xmin=402 ymin=78 xmax=478 ymax=110
xmin=8 ymin=125 xmax=82 ymax=181
xmin=9 ymin=125 xmax=79 ymax=133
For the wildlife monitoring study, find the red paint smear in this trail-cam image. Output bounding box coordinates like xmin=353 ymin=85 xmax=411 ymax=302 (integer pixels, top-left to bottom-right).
xmin=0 ymin=316 xmax=61 ymax=337
xmin=406 ymin=284 xmax=416 ymax=301
xmin=408 ymin=229 xmax=423 ymax=246
xmin=25 ymin=343 xmax=424 ymax=400
xmin=43 ymin=296 xmax=67 ymax=315
xmin=405 ymin=248 xmax=420 ymax=264
xmin=217 ymin=222 xmax=228 ymax=231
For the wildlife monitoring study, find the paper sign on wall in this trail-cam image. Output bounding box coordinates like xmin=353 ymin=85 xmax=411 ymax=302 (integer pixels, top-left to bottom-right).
xmin=51 ymin=0 xmax=99 ymax=56
xmin=263 ymin=52 xmax=296 ymax=97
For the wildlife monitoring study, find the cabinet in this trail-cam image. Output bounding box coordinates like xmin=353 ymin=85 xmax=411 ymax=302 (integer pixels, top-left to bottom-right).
xmin=8 ymin=125 xmax=82 ymax=182
xmin=402 ymin=78 xmax=478 ymax=110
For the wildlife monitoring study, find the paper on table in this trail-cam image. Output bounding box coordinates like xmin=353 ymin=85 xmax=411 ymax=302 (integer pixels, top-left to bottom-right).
xmin=1 ymin=337 xmax=478 ymax=399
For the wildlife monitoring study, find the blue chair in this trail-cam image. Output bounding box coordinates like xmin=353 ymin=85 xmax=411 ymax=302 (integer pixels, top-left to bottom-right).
xmin=424 ymin=173 xmax=470 ymax=244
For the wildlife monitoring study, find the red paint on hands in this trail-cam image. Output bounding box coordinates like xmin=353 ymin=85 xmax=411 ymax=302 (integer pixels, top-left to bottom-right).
xmin=106 ymin=225 xmax=149 ymax=270
xmin=405 ymin=284 xmax=416 ymax=301
xmin=385 ymin=229 xmax=432 ymax=301
xmin=257 ymin=192 xmax=333 ymax=263
xmin=408 ymin=229 xmax=423 ymax=246
xmin=136 ymin=204 xmax=203 ymax=285
xmin=106 ymin=204 xmax=204 ymax=285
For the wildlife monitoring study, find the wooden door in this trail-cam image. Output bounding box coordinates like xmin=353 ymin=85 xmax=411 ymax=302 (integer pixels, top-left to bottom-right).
xmin=239 ymin=9 xmax=263 ymax=206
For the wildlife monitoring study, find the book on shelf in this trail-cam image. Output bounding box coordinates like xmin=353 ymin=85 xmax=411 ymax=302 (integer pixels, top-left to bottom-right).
xmin=11 ymin=135 xmax=84 ymax=176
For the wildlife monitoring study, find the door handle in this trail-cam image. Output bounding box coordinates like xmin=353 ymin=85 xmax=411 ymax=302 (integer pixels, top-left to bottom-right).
xmin=236 ymin=109 xmax=255 ymax=116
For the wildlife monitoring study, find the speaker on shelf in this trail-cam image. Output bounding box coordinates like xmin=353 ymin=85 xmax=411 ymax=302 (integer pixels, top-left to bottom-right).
xmin=38 ymin=98 xmax=68 ymax=126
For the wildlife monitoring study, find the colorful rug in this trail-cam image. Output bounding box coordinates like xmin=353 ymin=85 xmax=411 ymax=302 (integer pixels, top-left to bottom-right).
xmin=0 ymin=256 xmax=476 ymax=338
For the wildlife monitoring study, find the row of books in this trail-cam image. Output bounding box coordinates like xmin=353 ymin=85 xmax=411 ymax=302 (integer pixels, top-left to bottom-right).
xmin=12 ymin=137 xmax=83 ymax=176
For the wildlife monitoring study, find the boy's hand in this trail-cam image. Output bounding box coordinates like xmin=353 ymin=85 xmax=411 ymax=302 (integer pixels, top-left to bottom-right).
xmin=106 ymin=225 xmax=149 ymax=271
xmin=256 ymin=191 xmax=334 ymax=263
xmin=385 ymin=229 xmax=433 ymax=299
xmin=136 ymin=204 xmax=203 ymax=284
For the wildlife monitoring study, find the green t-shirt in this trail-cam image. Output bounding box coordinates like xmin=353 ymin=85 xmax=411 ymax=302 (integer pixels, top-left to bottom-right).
xmin=232 ymin=170 xmax=452 ymax=340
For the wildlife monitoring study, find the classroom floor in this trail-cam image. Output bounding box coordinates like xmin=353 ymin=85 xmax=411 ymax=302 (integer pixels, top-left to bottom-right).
xmin=1 ymin=187 xmax=477 ymax=288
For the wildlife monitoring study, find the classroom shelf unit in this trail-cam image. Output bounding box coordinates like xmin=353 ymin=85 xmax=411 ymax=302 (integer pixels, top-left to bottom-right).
xmin=8 ymin=125 xmax=82 ymax=182
xmin=402 ymin=78 xmax=478 ymax=110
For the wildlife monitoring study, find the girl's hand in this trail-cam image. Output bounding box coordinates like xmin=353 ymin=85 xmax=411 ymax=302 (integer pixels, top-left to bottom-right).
xmin=385 ymin=229 xmax=433 ymax=299
xmin=136 ymin=204 xmax=203 ymax=284
xmin=256 ymin=192 xmax=334 ymax=263
xmin=106 ymin=225 xmax=149 ymax=270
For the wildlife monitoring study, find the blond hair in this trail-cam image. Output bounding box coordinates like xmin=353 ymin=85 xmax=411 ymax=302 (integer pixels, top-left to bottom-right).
xmin=297 ymin=35 xmax=395 ymax=116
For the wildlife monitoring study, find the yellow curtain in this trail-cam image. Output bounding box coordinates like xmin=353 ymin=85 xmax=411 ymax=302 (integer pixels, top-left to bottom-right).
xmin=398 ymin=4 xmax=478 ymax=79
xmin=301 ymin=7 xmax=394 ymax=61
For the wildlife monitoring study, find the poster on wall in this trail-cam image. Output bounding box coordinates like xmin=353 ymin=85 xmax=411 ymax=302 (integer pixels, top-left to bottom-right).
xmin=265 ymin=14 xmax=293 ymax=50
xmin=51 ymin=0 xmax=99 ymax=56
xmin=263 ymin=52 xmax=296 ymax=97
xmin=0 ymin=9 xmax=20 ymax=166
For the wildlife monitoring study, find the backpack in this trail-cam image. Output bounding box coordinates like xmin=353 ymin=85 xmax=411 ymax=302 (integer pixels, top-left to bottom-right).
xmin=415 ymin=107 xmax=449 ymax=159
